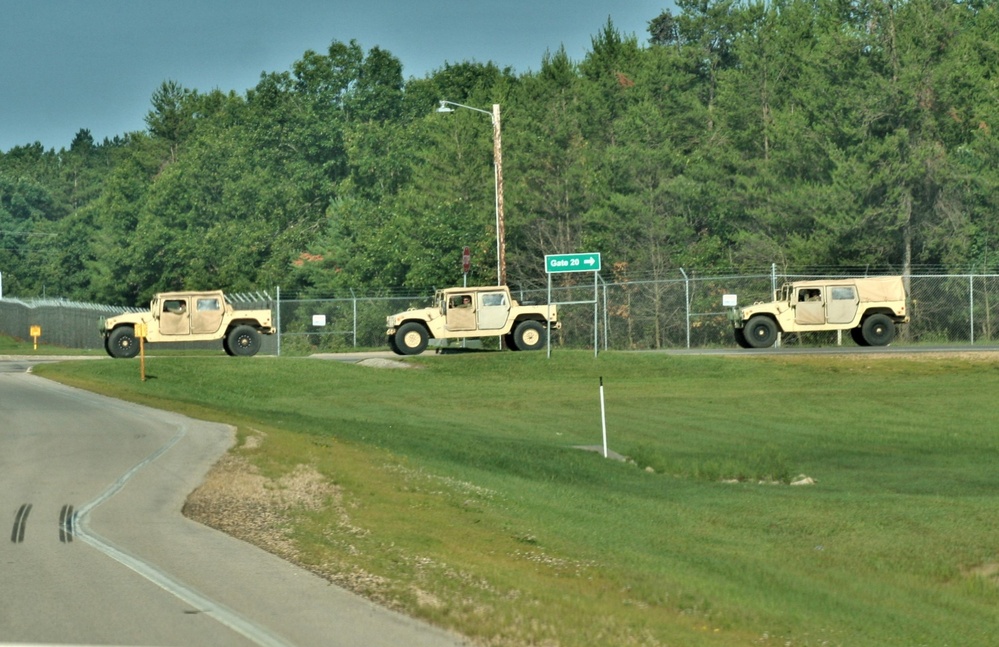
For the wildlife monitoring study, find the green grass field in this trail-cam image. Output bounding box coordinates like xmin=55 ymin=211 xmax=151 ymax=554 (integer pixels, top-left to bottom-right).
xmin=33 ymin=350 xmax=999 ymax=646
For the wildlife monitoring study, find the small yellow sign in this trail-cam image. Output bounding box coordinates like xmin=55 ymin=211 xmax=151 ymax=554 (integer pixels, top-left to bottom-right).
xmin=29 ymin=325 xmax=41 ymax=337
xmin=135 ymin=322 xmax=148 ymax=337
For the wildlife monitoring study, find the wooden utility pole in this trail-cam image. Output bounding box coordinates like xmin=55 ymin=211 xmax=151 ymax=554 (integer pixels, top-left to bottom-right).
xmin=492 ymin=103 xmax=506 ymax=287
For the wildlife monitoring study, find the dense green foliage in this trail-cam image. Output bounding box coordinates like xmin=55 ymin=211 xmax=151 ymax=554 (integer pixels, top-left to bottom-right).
xmin=3 ymin=0 xmax=998 ymax=305
xmin=35 ymin=351 xmax=999 ymax=646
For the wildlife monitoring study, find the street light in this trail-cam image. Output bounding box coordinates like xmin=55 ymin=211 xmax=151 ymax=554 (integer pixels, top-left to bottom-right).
xmin=436 ymin=100 xmax=506 ymax=287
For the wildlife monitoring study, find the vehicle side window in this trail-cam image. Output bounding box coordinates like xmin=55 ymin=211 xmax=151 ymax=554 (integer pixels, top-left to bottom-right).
xmin=163 ymin=299 xmax=187 ymax=314
xmin=831 ymin=287 xmax=856 ymax=301
xmin=197 ymin=298 xmax=220 ymax=311
xmin=481 ymin=292 xmax=507 ymax=307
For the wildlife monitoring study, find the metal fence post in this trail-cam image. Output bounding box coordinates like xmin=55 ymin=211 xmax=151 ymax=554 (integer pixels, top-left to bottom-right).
xmin=601 ymin=274 xmax=609 ymax=351
xmin=970 ymin=274 xmax=975 ymax=345
xmin=350 ymin=288 xmax=358 ymax=347
xmin=680 ymin=268 xmax=690 ymax=349
xmin=276 ymin=286 xmax=282 ymax=357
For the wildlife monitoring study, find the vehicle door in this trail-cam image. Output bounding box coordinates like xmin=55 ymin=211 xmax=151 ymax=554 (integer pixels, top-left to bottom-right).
xmin=159 ymin=297 xmax=190 ymax=335
xmin=476 ymin=291 xmax=510 ymax=330
xmin=445 ymin=293 xmax=476 ymax=331
xmin=794 ymin=287 xmax=825 ymax=325
xmin=192 ymin=296 xmax=225 ymax=334
xmin=826 ymin=285 xmax=860 ymax=324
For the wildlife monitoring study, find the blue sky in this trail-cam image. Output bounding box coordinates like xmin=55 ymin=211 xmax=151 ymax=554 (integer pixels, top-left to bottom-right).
xmin=1 ymin=1 xmax=671 ymax=152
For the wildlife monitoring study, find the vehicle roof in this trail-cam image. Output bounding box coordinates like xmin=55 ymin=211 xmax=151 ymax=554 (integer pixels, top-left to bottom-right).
xmin=438 ymin=285 xmax=509 ymax=294
xmin=154 ymin=290 xmax=225 ymax=299
xmin=788 ymin=276 xmax=905 ymax=301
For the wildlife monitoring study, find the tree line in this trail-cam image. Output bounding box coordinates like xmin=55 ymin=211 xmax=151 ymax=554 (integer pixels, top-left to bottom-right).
xmin=1 ymin=0 xmax=997 ymax=306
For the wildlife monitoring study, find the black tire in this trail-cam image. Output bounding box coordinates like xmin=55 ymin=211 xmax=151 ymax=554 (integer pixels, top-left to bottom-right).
xmin=226 ymin=325 xmax=261 ymax=356
xmin=223 ymin=336 xmax=234 ymax=356
xmin=861 ymin=314 xmax=895 ymax=346
xmin=106 ymin=326 xmax=140 ymax=359
xmin=504 ymin=333 xmax=519 ymax=351
xmin=387 ymin=334 xmax=401 ymax=355
xmin=850 ymin=327 xmax=868 ymax=346
xmin=512 ymin=320 xmax=545 ymax=351
xmin=733 ymin=327 xmax=752 ymax=349
xmin=744 ymin=315 xmax=778 ymax=348
xmin=394 ymin=322 xmax=428 ymax=355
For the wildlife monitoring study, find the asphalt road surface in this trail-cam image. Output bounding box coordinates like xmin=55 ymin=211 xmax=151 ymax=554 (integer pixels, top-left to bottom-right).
xmin=0 ymin=360 xmax=467 ymax=647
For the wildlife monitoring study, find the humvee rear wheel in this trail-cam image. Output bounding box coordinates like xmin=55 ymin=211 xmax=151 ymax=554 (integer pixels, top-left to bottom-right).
xmin=395 ymin=322 xmax=428 ymax=355
xmin=744 ymin=316 xmax=778 ymax=348
xmin=513 ymin=320 xmax=545 ymax=351
xmin=850 ymin=327 xmax=868 ymax=346
xmin=227 ymin=325 xmax=261 ymax=356
xmin=861 ymin=314 xmax=894 ymax=346
xmin=107 ymin=326 xmax=140 ymax=359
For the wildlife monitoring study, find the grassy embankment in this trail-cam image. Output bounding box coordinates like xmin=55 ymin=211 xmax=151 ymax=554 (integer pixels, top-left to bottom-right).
xmin=34 ymin=350 xmax=999 ymax=647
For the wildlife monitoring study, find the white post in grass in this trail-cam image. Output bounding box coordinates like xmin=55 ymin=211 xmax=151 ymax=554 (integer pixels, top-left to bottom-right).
xmin=600 ymin=377 xmax=608 ymax=458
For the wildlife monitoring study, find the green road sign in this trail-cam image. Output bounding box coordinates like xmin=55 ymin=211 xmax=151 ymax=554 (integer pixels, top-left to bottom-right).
xmin=545 ymin=252 xmax=602 ymax=274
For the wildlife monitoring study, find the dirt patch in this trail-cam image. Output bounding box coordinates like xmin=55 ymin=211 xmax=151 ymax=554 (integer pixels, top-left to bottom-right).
xmin=835 ymin=350 xmax=999 ymax=362
xmin=183 ymin=448 xmax=390 ymax=599
xmin=183 ymin=455 xmax=332 ymax=560
xmin=356 ymin=357 xmax=420 ymax=369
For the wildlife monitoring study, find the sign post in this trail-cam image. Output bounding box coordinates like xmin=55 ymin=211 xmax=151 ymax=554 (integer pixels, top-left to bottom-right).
xmin=135 ymin=322 xmax=148 ymax=382
xmin=544 ymin=252 xmax=602 ymax=357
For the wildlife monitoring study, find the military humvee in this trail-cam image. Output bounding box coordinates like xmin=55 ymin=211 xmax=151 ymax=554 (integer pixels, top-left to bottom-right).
xmin=730 ymin=276 xmax=909 ymax=348
xmin=386 ymin=285 xmax=559 ymax=355
xmin=100 ymin=290 xmax=275 ymax=358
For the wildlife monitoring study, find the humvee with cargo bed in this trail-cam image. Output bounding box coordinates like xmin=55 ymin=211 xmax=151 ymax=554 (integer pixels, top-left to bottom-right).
xmin=100 ymin=290 xmax=275 ymax=358
xmin=729 ymin=276 xmax=909 ymax=348
xmin=386 ymin=285 xmax=559 ymax=355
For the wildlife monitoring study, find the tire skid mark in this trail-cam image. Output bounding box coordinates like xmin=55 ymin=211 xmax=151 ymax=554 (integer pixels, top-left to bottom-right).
xmin=11 ymin=503 xmax=32 ymax=543
xmin=59 ymin=504 xmax=75 ymax=543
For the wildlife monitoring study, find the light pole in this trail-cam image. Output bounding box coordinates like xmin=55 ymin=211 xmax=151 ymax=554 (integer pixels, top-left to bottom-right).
xmin=436 ymin=100 xmax=506 ymax=286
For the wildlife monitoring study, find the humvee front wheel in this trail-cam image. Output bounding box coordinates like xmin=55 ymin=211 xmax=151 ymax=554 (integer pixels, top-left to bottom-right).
xmin=226 ymin=325 xmax=261 ymax=356
xmin=861 ymin=314 xmax=894 ymax=346
xmin=106 ymin=326 xmax=140 ymax=359
xmin=744 ymin=315 xmax=778 ymax=348
xmin=394 ymin=322 xmax=428 ymax=355
xmin=733 ymin=327 xmax=752 ymax=349
xmin=512 ymin=320 xmax=545 ymax=351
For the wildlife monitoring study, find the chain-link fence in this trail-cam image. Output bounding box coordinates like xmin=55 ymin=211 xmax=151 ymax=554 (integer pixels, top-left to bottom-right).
xmin=0 ymin=292 xmax=277 ymax=354
xmin=0 ymin=298 xmax=133 ymax=350
xmin=277 ymin=271 xmax=999 ymax=352
xmin=4 ymin=272 xmax=999 ymax=354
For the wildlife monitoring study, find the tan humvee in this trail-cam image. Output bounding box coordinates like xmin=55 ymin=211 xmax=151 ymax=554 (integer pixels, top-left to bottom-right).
xmin=386 ymin=285 xmax=559 ymax=355
xmin=100 ymin=290 xmax=275 ymax=358
xmin=730 ymin=276 xmax=909 ymax=348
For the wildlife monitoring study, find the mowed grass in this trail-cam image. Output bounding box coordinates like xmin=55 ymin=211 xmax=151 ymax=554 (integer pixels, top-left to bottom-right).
xmin=35 ymin=351 xmax=999 ymax=646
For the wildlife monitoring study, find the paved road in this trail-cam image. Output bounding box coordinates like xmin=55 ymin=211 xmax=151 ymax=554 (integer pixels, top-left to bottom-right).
xmin=0 ymin=360 xmax=467 ymax=647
